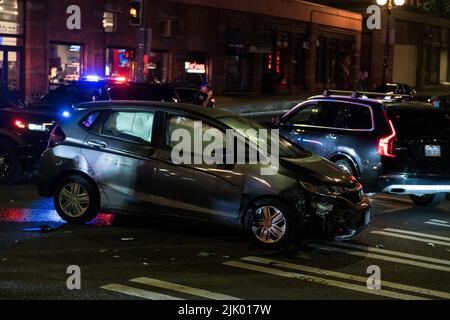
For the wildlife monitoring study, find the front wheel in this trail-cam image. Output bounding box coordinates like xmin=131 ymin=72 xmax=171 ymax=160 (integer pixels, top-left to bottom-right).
xmin=244 ymin=199 xmax=295 ymax=250
xmin=410 ymin=193 xmax=447 ymax=207
xmin=54 ymin=175 xmax=100 ymax=224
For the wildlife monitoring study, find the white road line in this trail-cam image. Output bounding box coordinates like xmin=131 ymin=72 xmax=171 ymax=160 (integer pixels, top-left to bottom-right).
xmin=242 ymin=256 xmax=450 ymax=299
xmin=425 ymin=222 xmax=450 ymax=228
xmin=430 ymin=219 xmax=449 ymax=224
xmin=371 ymin=231 xmax=450 ymax=247
xmin=311 ymin=244 xmax=450 ymax=273
xmin=327 ymin=242 xmax=450 ymax=266
xmin=383 ymin=228 xmax=450 ymax=242
xmin=101 ymin=284 xmax=183 ymax=300
xmin=130 ymin=277 xmax=240 ymax=300
xmin=223 ymin=261 xmax=427 ymax=300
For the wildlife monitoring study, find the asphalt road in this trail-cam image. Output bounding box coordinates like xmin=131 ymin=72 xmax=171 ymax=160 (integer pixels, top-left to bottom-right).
xmin=0 ymin=180 xmax=449 ymax=301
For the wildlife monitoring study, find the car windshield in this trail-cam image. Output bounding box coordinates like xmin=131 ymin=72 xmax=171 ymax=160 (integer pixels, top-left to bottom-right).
xmin=0 ymin=95 xmax=17 ymax=109
xmin=387 ymin=107 xmax=450 ymax=139
xmin=219 ymin=116 xmax=310 ymax=158
xmin=375 ymin=85 xmax=397 ymax=93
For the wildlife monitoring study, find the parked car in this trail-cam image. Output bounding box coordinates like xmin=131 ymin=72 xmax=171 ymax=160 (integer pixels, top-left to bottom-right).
xmin=37 ymin=101 xmax=370 ymax=249
xmin=374 ymin=83 xmax=416 ymax=96
xmin=274 ymin=91 xmax=450 ymax=207
xmin=0 ymin=95 xmax=56 ymax=184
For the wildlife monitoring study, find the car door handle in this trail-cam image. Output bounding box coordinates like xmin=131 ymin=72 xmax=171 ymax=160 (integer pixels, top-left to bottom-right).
xmin=87 ymin=140 xmax=107 ymax=149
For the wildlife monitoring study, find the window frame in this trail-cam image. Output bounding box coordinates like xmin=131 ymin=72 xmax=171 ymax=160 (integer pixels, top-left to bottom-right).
xmin=284 ymin=100 xmax=375 ymax=132
xmin=99 ymin=109 xmax=158 ymax=146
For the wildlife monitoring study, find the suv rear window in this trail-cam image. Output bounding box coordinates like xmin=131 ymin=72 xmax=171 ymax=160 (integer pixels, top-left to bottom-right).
xmin=345 ymin=105 xmax=372 ymax=130
xmin=387 ymin=109 xmax=450 ymax=138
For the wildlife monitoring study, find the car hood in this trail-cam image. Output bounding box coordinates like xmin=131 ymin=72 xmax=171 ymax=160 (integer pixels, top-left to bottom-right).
xmin=280 ymin=155 xmax=357 ymax=188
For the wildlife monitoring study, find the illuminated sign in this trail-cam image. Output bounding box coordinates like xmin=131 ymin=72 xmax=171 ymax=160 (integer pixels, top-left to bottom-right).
xmin=185 ymin=62 xmax=206 ymax=74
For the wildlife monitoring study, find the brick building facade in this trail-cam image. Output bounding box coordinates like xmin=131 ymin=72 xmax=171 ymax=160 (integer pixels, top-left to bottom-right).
xmin=2 ymin=0 xmax=362 ymax=100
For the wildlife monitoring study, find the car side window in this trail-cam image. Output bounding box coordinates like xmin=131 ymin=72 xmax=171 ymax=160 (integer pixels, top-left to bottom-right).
xmin=81 ymin=112 xmax=101 ymax=130
xmin=102 ymin=111 xmax=155 ymax=144
xmin=166 ymin=115 xmax=225 ymax=152
xmin=313 ymin=102 xmax=346 ymax=128
xmin=283 ymin=104 xmax=317 ymax=125
xmin=344 ymin=105 xmax=373 ymax=130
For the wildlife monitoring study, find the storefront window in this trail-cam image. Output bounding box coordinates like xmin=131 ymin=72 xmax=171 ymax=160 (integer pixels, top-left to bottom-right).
xmin=103 ymin=12 xmax=116 ymax=33
xmin=0 ymin=0 xmax=24 ymax=35
xmin=147 ymin=51 xmax=169 ymax=83
xmin=105 ymin=48 xmax=136 ymax=80
xmin=185 ymin=52 xmax=208 ymax=85
xmin=48 ymin=43 xmax=82 ymax=88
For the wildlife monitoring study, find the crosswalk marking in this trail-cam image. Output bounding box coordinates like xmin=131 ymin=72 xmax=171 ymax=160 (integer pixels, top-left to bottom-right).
xmin=383 ymin=228 xmax=450 ymax=242
xmin=430 ymin=219 xmax=449 ymax=224
xmin=241 ymin=256 xmax=450 ymax=299
xmin=311 ymin=244 xmax=450 ymax=273
xmin=101 ymin=284 xmax=183 ymax=300
xmin=130 ymin=277 xmax=240 ymax=300
xmin=223 ymin=261 xmax=427 ymax=300
xmin=371 ymin=231 xmax=450 ymax=247
xmin=425 ymin=221 xmax=450 ymax=228
xmin=327 ymin=242 xmax=450 ymax=266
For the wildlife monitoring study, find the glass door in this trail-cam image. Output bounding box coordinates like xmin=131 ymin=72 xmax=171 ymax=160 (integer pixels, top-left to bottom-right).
xmin=0 ymin=47 xmax=22 ymax=101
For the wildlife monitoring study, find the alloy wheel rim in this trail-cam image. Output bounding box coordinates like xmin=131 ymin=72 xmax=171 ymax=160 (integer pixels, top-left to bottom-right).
xmin=252 ymin=206 xmax=287 ymax=244
xmin=0 ymin=148 xmax=11 ymax=179
xmin=58 ymin=183 xmax=90 ymax=218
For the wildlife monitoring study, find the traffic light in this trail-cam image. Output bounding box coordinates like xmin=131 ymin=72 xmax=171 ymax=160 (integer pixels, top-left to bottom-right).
xmin=129 ymin=0 xmax=142 ymax=26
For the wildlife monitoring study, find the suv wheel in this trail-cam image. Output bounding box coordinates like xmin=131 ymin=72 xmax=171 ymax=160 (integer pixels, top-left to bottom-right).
xmin=334 ymin=159 xmax=356 ymax=177
xmin=54 ymin=175 xmax=100 ymax=224
xmin=244 ymin=199 xmax=294 ymax=250
xmin=410 ymin=193 xmax=447 ymax=207
xmin=0 ymin=138 xmax=21 ymax=184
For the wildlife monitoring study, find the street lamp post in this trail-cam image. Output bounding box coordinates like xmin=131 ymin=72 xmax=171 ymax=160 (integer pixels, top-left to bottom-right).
xmin=376 ymin=0 xmax=405 ymax=84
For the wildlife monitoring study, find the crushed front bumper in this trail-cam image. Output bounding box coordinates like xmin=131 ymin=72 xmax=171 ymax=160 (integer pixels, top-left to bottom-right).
xmin=308 ymin=193 xmax=371 ymax=241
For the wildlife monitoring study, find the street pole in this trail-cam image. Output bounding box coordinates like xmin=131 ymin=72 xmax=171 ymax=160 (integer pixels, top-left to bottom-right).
xmin=136 ymin=1 xmax=146 ymax=82
xmin=382 ymin=2 xmax=392 ymax=84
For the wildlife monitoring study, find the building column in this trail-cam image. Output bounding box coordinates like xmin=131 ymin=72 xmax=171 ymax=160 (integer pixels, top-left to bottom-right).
xmin=25 ymin=0 xmax=47 ymax=99
xmin=305 ymin=23 xmax=317 ymax=92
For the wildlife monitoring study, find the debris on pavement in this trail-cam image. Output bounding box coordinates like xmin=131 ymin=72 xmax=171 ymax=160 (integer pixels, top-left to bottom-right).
xmin=99 ymin=249 xmax=108 ymax=253
xmin=170 ymin=258 xmax=176 ymax=261
xmin=376 ymin=244 xmax=385 ymax=249
xmin=113 ymin=255 xmax=120 ymax=259
xmin=428 ymin=243 xmax=436 ymax=248
xmin=142 ymin=262 xmax=149 ymax=266
xmin=197 ymin=252 xmax=231 ymax=259
xmin=121 ymin=238 xmax=135 ymax=241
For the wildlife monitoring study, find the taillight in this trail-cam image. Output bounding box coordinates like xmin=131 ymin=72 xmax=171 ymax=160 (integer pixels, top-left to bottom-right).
xmin=378 ymin=119 xmax=397 ymax=158
xmin=14 ymin=119 xmax=26 ymax=129
xmin=48 ymin=125 xmax=66 ymax=149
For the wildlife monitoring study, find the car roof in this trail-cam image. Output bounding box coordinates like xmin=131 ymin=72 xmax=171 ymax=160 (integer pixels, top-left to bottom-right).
xmin=307 ymin=95 xmax=384 ymax=107
xmin=74 ymin=100 xmax=233 ymax=119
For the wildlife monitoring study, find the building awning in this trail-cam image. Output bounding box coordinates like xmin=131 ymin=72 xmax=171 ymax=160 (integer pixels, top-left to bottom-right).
xmin=226 ymin=29 xmax=272 ymax=54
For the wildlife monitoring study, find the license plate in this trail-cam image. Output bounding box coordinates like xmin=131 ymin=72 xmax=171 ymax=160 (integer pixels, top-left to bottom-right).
xmin=425 ymin=145 xmax=441 ymax=157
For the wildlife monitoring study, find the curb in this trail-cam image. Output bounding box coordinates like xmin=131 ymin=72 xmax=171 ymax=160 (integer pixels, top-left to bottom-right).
xmin=219 ymin=100 xmax=300 ymax=114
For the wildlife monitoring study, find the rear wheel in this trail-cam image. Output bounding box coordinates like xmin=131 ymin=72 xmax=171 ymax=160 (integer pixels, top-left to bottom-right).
xmin=244 ymin=199 xmax=295 ymax=250
xmin=0 ymin=138 xmax=21 ymax=184
xmin=410 ymin=193 xmax=447 ymax=207
xmin=54 ymin=175 xmax=100 ymax=224
xmin=334 ymin=159 xmax=356 ymax=177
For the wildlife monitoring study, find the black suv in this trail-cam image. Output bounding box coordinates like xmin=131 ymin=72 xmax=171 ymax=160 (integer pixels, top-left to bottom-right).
xmin=275 ymin=91 xmax=450 ymax=207
xmin=0 ymin=95 xmax=55 ymax=184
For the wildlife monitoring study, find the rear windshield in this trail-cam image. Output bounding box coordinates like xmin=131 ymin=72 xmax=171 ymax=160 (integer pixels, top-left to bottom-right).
xmin=387 ymin=109 xmax=450 ymax=138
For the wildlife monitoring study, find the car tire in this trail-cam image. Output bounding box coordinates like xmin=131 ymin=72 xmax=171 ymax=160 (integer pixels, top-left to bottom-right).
xmin=410 ymin=193 xmax=447 ymax=207
xmin=244 ymin=199 xmax=295 ymax=250
xmin=334 ymin=159 xmax=356 ymax=177
xmin=54 ymin=175 xmax=100 ymax=224
xmin=0 ymin=138 xmax=21 ymax=184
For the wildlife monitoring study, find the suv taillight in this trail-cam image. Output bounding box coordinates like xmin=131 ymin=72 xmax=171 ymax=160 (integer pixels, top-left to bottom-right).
xmin=378 ymin=119 xmax=397 ymax=158
xmin=48 ymin=125 xmax=66 ymax=149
